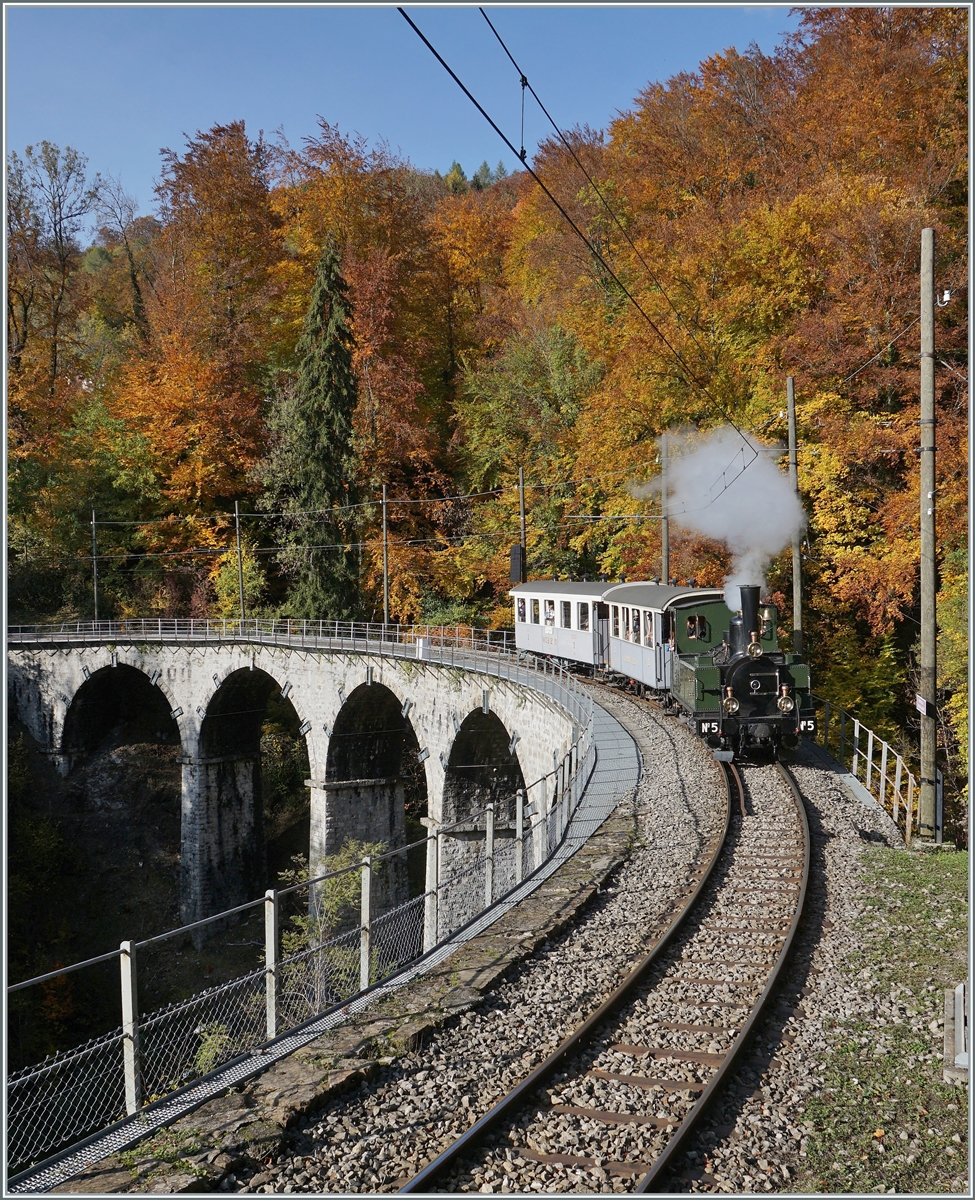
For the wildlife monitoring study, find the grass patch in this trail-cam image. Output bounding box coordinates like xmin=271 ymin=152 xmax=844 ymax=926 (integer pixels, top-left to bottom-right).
xmin=793 ymin=848 xmax=968 ymax=1194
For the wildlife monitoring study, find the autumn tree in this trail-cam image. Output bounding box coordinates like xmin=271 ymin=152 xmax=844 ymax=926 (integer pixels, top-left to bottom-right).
xmin=258 ymin=244 xmax=360 ymax=619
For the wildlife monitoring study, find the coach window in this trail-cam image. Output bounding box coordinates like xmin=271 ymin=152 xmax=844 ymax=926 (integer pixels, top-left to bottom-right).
xmin=578 ymin=602 xmax=590 ymax=631
xmin=632 ymin=609 xmax=641 ymax=642
xmin=517 ymin=598 xmax=526 ymax=623
xmin=561 ymin=600 xmax=572 ymax=628
xmin=611 ymin=606 xmax=620 ymax=638
xmin=643 ymin=610 xmax=654 ymax=647
xmin=531 ymin=599 xmax=540 ymax=624
xmin=544 ymin=599 xmax=555 ymax=626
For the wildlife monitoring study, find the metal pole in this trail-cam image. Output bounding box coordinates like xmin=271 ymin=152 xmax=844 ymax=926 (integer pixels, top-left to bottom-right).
xmin=918 ymin=227 xmax=937 ymax=840
xmin=235 ymin=501 xmax=246 ymax=622
xmin=382 ymin=484 xmax=389 ymax=625
xmin=485 ymin=802 xmax=495 ymax=908
xmin=422 ymin=818 xmax=438 ymax=951
xmin=518 ymin=466 xmax=527 ymax=582
xmin=120 ymin=940 xmax=142 ymax=1114
xmin=91 ymin=510 xmax=99 ymax=623
xmin=515 ymin=789 xmax=524 ymax=883
xmin=787 ymin=377 xmax=803 ymax=655
xmin=660 ymin=433 xmax=669 ymax=583
xmin=264 ymin=889 xmax=278 ymax=1039
xmin=359 ymin=856 xmax=372 ymax=991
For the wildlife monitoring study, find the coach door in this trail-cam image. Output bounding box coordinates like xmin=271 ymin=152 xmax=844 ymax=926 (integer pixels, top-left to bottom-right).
xmin=595 ymin=602 xmax=610 ymax=666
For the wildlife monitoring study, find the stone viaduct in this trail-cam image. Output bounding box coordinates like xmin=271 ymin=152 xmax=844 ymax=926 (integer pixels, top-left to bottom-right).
xmin=7 ymin=628 xmax=587 ymax=929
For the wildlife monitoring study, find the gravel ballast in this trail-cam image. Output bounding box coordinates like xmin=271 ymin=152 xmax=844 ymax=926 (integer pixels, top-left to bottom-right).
xmin=56 ymin=692 xmax=968 ymax=1195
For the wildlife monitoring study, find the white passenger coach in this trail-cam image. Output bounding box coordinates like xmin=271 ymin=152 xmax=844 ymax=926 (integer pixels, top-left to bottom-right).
xmin=510 ymin=580 xmax=727 ymax=690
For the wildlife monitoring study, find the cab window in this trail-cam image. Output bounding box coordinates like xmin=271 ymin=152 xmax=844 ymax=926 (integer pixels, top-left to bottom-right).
xmin=611 ymin=606 xmax=620 ymax=638
xmin=516 ymin=598 xmax=526 ymax=623
xmin=561 ymin=600 xmax=572 ymax=628
xmin=686 ymin=615 xmax=708 ymax=640
xmin=643 ymin=610 xmax=654 ymax=647
xmin=578 ymin=602 xmax=590 ymax=631
xmin=531 ymin=599 xmax=540 ymax=624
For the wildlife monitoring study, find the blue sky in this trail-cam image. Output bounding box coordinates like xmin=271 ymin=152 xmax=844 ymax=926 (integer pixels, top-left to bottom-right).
xmin=6 ymin=4 xmax=802 ymax=219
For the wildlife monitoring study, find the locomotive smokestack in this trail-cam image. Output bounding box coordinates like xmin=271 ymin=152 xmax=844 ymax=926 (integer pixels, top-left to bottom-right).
xmin=739 ymin=585 xmax=761 ymax=639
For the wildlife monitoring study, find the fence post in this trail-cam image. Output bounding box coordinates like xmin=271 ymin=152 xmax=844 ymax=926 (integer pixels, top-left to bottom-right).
xmin=893 ymin=755 xmax=903 ymax=825
xmin=485 ymin=802 xmax=495 ymax=908
xmin=865 ymin=727 xmax=875 ymax=791
xmin=515 ymin=789 xmax=525 ymax=884
xmin=907 ymin=774 xmax=915 ymax=845
xmin=120 ymin=941 xmax=143 ymax=1115
xmin=839 ymin=711 xmax=847 ymax=768
xmin=422 ymin=820 xmax=438 ymax=951
xmin=823 ymin=701 xmax=831 ymax=754
xmin=879 ymin=741 xmax=889 ymax=809
xmin=359 ymin=857 xmax=372 ymax=991
xmin=540 ymin=776 xmax=549 ymax=855
xmin=264 ymin=889 xmax=278 ymax=1040
xmin=851 ymin=719 xmax=861 ymax=778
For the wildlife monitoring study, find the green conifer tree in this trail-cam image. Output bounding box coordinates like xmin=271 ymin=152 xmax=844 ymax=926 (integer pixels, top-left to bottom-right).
xmin=259 ymin=244 xmax=360 ymax=619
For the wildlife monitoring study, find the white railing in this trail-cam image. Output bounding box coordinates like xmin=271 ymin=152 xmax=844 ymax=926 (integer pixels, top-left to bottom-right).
xmin=812 ymin=695 xmax=917 ymax=845
xmin=5 ymin=638 xmax=595 ymax=1176
xmin=7 ymin=618 xmax=592 ymax=731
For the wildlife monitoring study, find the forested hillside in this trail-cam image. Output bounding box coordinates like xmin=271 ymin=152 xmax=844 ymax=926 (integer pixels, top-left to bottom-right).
xmin=7 ymin=9 xmax=967 ymax=799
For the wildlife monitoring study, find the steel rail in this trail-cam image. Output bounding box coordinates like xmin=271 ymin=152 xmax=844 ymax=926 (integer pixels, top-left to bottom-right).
xmin=397 ymin=751 xmax=734 ymax=1194
xmin=635 ymin=760 xmax=810 ymax=1191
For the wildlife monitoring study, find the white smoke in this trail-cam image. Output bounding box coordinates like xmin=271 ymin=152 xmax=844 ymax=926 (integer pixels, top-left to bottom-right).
xmin=661 ymin=425 xmax=805 ymax=612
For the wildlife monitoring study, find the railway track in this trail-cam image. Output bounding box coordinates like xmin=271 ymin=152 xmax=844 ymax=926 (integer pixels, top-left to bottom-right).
xmin=398 ymin=748 xmax=810 ymax=1194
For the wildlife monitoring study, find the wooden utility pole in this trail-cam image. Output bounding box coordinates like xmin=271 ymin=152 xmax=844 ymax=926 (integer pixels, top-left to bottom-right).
xmin=91 ymin=510 xmax=99 ymax=623
xmin=234 ymin=501 xmax=246 ymax=621
xmin=786 ymin=377 xmax=803 ymax=655
xmin=660 ymin=434 xmax=670 ymax=583
xmin=518 ymin=466 xmax=527 ymax=582
xmin=382 ymin=484 xmax=389 ymax=625
xmin=918 ymin=227 xmax=937 ymax=840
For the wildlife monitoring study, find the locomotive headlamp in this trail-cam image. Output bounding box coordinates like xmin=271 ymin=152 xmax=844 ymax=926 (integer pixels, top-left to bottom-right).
xmin=777 ymin=685 xmax=795 ymax=713
xmin=746 ymin=632 xmax=763 ymax=658
xmin=722 ymin=687 xmax=740 ymax=714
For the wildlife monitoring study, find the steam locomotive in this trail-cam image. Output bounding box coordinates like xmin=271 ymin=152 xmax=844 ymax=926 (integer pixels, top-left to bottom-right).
xmin=510 ymin=578 xmax=815 ymax=760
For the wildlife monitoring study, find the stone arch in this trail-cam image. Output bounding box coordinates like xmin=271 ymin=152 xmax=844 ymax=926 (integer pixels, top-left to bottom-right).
xmin=322 ymin=682 xmax=428 ymax=907
xmin=61 ymin=663 xmax=181 ymax=768
xmin=442 ymin=709 xmax=525 ymax=829
xmin=191 ymin=668 xmax=311 ymax=918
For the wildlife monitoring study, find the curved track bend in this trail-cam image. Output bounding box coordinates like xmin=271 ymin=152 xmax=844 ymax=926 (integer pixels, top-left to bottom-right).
xmin=399 ymin=733 xmax=810 ymax=1194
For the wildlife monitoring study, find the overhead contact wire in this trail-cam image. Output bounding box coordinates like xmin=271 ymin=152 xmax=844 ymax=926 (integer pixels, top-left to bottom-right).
xmin=397 ymin=8 xmax=753 ymax=458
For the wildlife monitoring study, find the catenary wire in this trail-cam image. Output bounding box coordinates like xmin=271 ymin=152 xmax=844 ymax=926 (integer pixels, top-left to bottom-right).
xmin=479 ymin=7 xmax=717 ymax=376
xmin=397 ymin=7 xmax=758 ymax=473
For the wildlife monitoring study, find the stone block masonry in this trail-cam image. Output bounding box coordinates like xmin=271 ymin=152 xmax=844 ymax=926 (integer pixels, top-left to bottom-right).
xmin=7 ymin=640 xmax=579 ymax=930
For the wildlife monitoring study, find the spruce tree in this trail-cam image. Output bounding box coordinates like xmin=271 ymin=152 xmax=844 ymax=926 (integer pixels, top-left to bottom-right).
xmin=259 ymin=244 xmax=360 ymax=619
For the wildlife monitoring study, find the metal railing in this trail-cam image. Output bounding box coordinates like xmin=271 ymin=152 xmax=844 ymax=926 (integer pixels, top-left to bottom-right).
xmin=6 ymin=683 xmax=595 ymax=1175
xmin=812 ymin=695 xmax=917 ymax=845
xmin=7 ymin=618 xmax=592 ymax=734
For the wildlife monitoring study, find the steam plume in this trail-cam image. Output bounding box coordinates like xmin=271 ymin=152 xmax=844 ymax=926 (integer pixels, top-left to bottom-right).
xmin=654 ymin=426 xmax=805 ymax=611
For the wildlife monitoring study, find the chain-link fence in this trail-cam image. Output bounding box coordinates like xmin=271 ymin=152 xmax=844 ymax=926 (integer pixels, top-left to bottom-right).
xmin=7 ymin=704 xmax=594 ymax=1175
